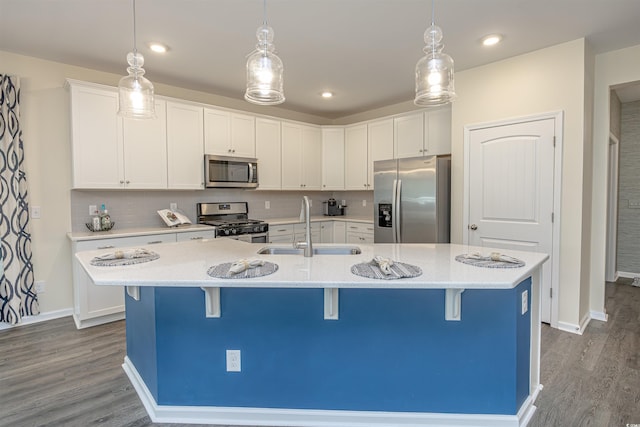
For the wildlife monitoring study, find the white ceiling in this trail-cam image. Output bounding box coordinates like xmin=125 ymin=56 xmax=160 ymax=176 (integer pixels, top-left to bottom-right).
xmin=2 ymin=0 xmax=640 ymax=119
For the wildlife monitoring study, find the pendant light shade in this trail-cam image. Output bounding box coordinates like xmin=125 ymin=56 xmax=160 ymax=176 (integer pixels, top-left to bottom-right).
xmin=118 ymin=0 xmax=155 ymax=119
xmin=245 ymin=2 xmax=285 ymax=105
xmin=414 ymin=2 xmax=456 ymax=107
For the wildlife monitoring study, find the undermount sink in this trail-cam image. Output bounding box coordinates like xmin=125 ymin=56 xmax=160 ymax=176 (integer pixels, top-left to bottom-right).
xmin=257 ymin=245 xmax=362 ymax=255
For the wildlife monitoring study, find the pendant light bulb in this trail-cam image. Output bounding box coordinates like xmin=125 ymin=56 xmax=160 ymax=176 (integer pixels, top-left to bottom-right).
xmin=414 ymin=1 xmax=456 ymax=107
xmin=118 ymin=0 xmax=155 ymax=119
xmin=245 ymin=1 xmax=285 ymax=106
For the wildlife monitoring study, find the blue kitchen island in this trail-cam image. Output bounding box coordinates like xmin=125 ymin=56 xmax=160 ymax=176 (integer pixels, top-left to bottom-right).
xmin=76 ymin=239 xmax=547 ymax=427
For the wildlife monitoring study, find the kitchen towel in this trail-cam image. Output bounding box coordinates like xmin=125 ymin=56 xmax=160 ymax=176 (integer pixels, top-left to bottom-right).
xmin=351 ymin=258 xmax=422 ymax=280
xmin=208 ymin=260 xmax=278 ymax=279
xmin=455 ymin=252 xmax=525 ymax=268
xmin=90 ymin=248 xmax=159 ymax=267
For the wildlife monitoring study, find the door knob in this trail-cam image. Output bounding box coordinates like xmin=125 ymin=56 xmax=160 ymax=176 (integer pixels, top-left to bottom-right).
xmin=469 ymin=224 xmax=478 ymax=230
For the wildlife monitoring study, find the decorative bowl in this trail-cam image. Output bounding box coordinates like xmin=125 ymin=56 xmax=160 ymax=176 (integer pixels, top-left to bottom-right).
xmin=85 ymin=222 xmax=115 ymax=232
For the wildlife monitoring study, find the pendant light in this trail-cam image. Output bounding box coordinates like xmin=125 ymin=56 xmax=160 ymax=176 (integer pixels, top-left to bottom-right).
xmin=245 ymin=0 xmax=285 ymax=105
xmin=118 ymin=0 xmax=155 ymax=119
xmin=414 ymin=0 xmax=456 ymax=107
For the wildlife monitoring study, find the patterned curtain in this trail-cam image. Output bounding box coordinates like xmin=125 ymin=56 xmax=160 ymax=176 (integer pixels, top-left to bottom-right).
xmin=0 ymin=74 xmax=38 ymax=324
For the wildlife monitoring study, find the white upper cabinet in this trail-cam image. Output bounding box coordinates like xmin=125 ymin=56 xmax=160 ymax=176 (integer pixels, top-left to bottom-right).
xmin=255 ymin=118 xmax=282 ymax=190
xmin=394 ymin=112 xmax=424 ymax=159
xmin=425 ymin=107 xmax=452 ymax=156
xmin=167 ymin=101 xmax=204 ymax=189
xmin=69 ymin=81 xmax=124 ymax=189
xmin=122 ymin=100 xmax=168 ymax=189
xmin=281 ymin=123 xmax=322 ymax=190
xmin=344 ymin=124 xmax=368 ymax=190
xmin=367 ymin=118 xmax=394 ymax=188
xmin=204 ymin=108 xmax=256 ymax=158
xmin=301 ymin=126 xmax=323 ymax=190
xmin=394 ymin=108 xmax=451 ymax=159
xmin=321 ymin=128 xmax=345 ymax=191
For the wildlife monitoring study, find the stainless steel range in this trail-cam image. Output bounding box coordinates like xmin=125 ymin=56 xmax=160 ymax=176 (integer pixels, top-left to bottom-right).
xmin=197 ymin=202 xmax=268 ymax=243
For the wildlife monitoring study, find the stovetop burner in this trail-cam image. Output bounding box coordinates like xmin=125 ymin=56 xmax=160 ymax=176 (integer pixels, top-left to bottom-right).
xmin=196 ymin=202 xmax=268 ymax=237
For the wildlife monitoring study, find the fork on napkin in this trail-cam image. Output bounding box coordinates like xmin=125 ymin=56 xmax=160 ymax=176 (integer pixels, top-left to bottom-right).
xmin=464 ymin=252 xmax=521 ymax=264
xmin=229 ymin=259 xmax=265 ymax=274
xmin=372 ymin=255 xmax=394 ymax=275
xmin=94 ymin=248 xmax=153 ymax=260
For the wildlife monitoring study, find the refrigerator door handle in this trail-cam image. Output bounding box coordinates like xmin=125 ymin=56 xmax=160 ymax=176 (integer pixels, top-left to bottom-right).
xmin=395 ymin=179 xmax=402 ymax=243
xmin=391 ymin=179 xmax=398 ymax=243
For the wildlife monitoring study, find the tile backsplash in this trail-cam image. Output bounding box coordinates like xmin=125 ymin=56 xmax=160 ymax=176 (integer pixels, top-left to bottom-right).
xmin=70 ymin=189 xmax=373 ymax=232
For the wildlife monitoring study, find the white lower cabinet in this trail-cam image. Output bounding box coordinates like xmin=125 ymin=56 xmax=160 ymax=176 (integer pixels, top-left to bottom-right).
xmin=71 ymin=233 xmax=175 ymax=329
xmin=294 ymin=223 xmax=321 ymax=244
xmin=268 ymin=224 xmax=295 ymax=243
xmin=345 ymin=222 xmax=374 ymax=244
xmin=333 ymin=221 xmax=347 ymax=243
xmin=176 ymin=229 xmax=216 ymax=242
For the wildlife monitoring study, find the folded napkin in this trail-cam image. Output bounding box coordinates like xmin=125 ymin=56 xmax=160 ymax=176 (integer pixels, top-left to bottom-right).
xmin=372 ymin=255 xmax=394 ymax=275
xmin=464 ymin=251 xmax=521 ymax=264
xmin=94 ymin=248 xmax=153 ymax=260
xmin=229 ymin=259 xmax=266 ymax=274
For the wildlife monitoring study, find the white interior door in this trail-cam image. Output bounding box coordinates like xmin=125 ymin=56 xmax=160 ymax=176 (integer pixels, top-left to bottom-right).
xmin=468 ymin=118 xmax=555 ymax=323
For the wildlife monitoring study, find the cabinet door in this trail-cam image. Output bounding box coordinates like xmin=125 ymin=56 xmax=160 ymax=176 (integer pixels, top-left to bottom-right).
xmin=122 ymin=100 xmax=168 ymax=189
xmin=231 ymin=113 xmax=256 ymax=158
xmin=321 ymin=128 xmax=345 ymax=191
xmin=320 ymin=221 xmax=333 ymax=243
xmin=281 ymin=123 xmax=303 ymax=189
xmin=344 ymin=124 xmax=368 ymax=190
xmin=333 ymin=221 xmax=346 ymax=243
xmin=302 ymin=126 xmax=322 ymax=190
xmin=204 ymin=108 xmax=231 ymax=155
xmin=425 ymin=107 xmax=451 ymax=155
xmin=69 ymin=83 xmax=124 ymax=189
xmin=394 ymin=112 xmax=425 ymax=159
xmin=368 ymin=119 xmax=394 ymax=188
xmin=256 ymin=118 xmax=282 ymax=190
xmin=167 ymin=102 xmax=204 ymax=189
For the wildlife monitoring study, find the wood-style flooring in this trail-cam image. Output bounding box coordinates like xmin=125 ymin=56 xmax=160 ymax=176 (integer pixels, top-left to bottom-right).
xmin=1 ymin=280 xmax=638 ymax=427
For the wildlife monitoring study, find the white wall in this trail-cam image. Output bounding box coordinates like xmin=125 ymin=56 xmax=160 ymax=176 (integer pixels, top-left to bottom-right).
xmin=592 ymin=44 xmax=640 ymax=315
xmin=451 ymin=39 xmax=589 ymax=328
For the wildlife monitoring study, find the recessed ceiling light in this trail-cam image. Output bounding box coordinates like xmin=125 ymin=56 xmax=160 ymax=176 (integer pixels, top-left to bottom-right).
xmin=321 ymin=91 xmax=334 ymax=98
xmin=481 ymin=34 xmax=502 ymax=47
xmin=149 ymin=43 xmax=169 ymax=54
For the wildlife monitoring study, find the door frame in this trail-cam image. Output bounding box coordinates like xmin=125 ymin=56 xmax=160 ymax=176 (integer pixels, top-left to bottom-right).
xmin=462 ymin=111 xmax=564 ymax=328
xmin=605 ymin=132 xmax=620 ymax=282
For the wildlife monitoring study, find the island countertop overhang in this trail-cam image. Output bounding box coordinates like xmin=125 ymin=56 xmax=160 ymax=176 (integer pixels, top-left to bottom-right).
xmin=75 ymin=238 xmax=548 ymax=290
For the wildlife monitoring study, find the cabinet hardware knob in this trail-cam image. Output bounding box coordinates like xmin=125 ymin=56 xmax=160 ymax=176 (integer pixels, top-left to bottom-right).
xmin=147 ymin=240 xmax=163 ymax=244
xmin=97 ymin=245 xmax=115 ymax=249
xmin=191 ymin=237 xmax=203 ymax=240
xmin=126 ymin=180 xmax=130 ymax=184
xmin=119 ymin=180 xmax=124 ymax=184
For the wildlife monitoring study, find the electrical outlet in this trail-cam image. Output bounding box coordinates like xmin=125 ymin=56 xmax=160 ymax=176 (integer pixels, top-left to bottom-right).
xmin=89 ymin=205 xmax=97 ymax=216
xmin=265 ymin=201 xmax=270 ymax=209
xmin=341 ymin=200 xmax=346 ymax=206
xmin=521 ymin=290 xmax=528 ymax=315
xmin=362 ymin=199 xmax=367 ymax=207
xmin=35 ymin=281 xmax=46 ymax=294
xmin=170 ymin=202 xmax=177 ymax=211
xmin=226 ymin=349 xmax=241 ymax=372
xmin=31 ymin=206 xmax=41 ymax=219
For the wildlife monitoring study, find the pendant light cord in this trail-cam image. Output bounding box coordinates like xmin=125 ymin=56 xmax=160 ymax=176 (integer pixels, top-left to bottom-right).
xmin=132 ymin=0 xmax=138 ymax=54
xmin=431 ymin=0 xmax=434 ymax=26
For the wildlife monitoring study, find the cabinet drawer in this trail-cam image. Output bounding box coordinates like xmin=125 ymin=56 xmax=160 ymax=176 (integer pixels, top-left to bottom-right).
xmin=345 ymin=222 xmax=373 ymax=234
xmin=269 ymin=224 xmax=295 ymax=236
xmin=176 ymin=230 xmax=216 ymax=242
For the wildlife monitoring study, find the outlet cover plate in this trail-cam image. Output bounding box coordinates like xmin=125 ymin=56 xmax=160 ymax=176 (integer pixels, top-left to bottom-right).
xmin=226 ymin=349 xmax=241 ymax=372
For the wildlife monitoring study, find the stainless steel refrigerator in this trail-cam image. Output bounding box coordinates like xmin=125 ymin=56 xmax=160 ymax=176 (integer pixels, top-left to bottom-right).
xmin=374 ymin=155 xmax=451 ymax=243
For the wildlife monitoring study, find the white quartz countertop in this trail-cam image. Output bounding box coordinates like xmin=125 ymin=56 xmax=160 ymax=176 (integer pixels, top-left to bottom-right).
xmin=75 ymin=238 xmax=548 ymax=290
xmin=67 ymin=224 xmax=214 ymax=241
xmin=266 ymin=215 xmax=373 ymax=226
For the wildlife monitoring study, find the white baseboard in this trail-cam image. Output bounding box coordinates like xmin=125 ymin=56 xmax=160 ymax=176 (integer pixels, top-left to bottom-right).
xmin=590 ymin=310 xmax=608 ymax=322
xmin=557 ymin=321 xmax=582 ymax=335
xmin=123 ymin=357 xmax=536 ymax=427
xmin=0 ymin=308 xmax=73 ymax=331
xmin=618 ymin=271 xmax=639 ymax=279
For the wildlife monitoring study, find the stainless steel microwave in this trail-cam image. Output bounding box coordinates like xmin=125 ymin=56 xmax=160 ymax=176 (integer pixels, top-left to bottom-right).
xmin=204 ymin=155 xmax=258 ymax=188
